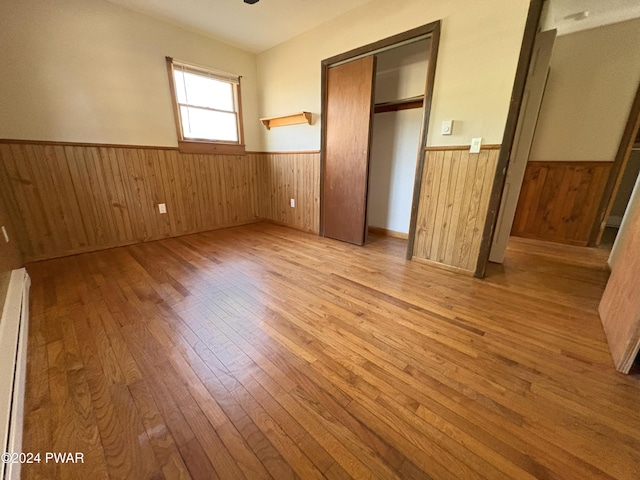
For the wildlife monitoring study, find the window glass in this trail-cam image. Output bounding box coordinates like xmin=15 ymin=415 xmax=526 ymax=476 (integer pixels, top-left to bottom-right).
xmin=169 ymin=59 xmax=242 ymax=146
xmin=179 ymin=107 xmax=238 ymax=142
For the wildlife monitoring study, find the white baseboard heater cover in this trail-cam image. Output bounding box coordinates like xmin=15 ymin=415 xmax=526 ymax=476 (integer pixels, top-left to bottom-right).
xmin=0 ymin=269 xmax=31 ymax=480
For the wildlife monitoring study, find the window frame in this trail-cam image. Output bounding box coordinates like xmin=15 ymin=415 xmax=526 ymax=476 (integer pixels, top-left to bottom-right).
xmin=166 ymin=57 xmax=246 ymax=155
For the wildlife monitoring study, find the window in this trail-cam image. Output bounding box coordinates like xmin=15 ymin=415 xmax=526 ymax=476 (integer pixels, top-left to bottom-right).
xmin=166 ymin=57 xmax=245 ymax=154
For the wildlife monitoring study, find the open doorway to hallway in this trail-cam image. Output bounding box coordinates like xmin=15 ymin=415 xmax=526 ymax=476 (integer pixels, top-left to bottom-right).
xmin=489 ymin=2 xmax=640 ymax=266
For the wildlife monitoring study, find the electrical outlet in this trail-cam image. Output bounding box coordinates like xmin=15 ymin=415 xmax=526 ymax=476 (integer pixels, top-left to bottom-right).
xmin=290 ymin=198 xmax=295 ymax=208
xmin=158 ymin=203 xmax=167 ymax=214
xmin=1 ymin=226 xmax=8 ymax=243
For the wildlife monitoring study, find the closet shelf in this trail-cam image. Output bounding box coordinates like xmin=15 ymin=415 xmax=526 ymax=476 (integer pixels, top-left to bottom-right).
xmin=260 ymin=112 xmax=312 ymax=130
xmin=374 ymin=95 xmax=424 ymax=114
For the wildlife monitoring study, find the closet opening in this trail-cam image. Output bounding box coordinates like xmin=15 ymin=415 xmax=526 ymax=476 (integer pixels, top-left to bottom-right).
xmin=366 ymin=39 xmax=430 ymax=254
xmin=319 ymin=22 xmax=441 ymax=259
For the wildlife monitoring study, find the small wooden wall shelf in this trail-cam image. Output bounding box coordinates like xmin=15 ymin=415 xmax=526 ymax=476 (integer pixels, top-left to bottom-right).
xmin=374 ymin=95 xmax=424 ymax=114
xmin=260 ymin=112 xmax=312 ymax=130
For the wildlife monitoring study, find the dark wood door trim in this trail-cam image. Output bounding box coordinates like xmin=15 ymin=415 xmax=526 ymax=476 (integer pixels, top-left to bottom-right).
xmin=406 ymin=21 xmax=441 ymax=260
xmin=474 ymin=0 xmax=545 ymax=278
xmin=319 ymin=20 xmax=442 ymax=248
xmin=321 ymin=22 xmax=440 ymax=68
xmin=587 ymin=80 xmax=640 ymax=246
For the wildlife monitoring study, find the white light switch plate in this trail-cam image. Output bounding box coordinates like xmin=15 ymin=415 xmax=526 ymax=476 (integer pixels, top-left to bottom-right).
xmin=158 ymin=203 xmax=167 ymax=214
xmin=290 ymin=198 xmax=295 ymax=208
xmin=441 ymin=120 xmax=453 ymax=136
xmin=470 ymin=137 xmax=482 ymax=153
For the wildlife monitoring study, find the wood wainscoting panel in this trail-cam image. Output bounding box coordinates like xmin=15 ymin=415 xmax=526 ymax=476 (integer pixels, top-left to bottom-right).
xmin=511 ymin=161 xmax=612 ymax=246
xmin=255 ymin=152 xmax=320 ymax=234
xmin=0 ymin=142 xmax=260 ymax=261
xmin=413 ymin=148 xmax=499 ymax=273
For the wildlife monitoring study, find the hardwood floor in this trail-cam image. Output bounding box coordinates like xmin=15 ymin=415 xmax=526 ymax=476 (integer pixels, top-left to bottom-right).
xmin=22 ymin=223 xmax=640 ymax=479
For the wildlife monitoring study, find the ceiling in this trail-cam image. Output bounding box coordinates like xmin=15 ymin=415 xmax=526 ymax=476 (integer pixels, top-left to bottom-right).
xmin=104 ymin=0 xmax=374 ymax=53
xmin=103 ymin=0 xmax=640 ymax=52
xmin=544 ymin=0 xmax=640 ymax=35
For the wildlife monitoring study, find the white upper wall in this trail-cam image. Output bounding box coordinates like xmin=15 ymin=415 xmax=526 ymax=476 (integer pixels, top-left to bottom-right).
xmin=256 ymin=0 xmax=530 ymax=151
xmin=368 ymin=109 xmax=423 ymax=234
xmin=529 ymin=18 xmax=640 ymax=162
xmin=0 ymin=0 xmax=261 ymax=149
xmin=367 ymin=40 xmax=429 ymax=234
xmin=375 ymin=39 xmax=430 ymax=104
xmin=0 ymin=0 xmax=531 ymax=152
xmin=542 ymin=0 xmax=640 ymax=37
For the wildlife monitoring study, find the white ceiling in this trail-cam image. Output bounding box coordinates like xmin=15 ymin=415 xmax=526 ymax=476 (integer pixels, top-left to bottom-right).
xmin=544 ymin=0 xmax=640 ymax=36
xmin=104 ymin=0 xmax=374 ymax=53
xmin=104 ymin=0 xmax=640 ymax=52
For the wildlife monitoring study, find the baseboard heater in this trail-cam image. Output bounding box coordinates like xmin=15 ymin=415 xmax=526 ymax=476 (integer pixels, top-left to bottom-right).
xmin=0 ymin=269 xmax=31 ymax=480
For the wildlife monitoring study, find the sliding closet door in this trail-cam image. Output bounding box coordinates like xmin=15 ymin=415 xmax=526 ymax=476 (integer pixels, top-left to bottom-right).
xmin=322 ymin=56 xmax=376 ymax=245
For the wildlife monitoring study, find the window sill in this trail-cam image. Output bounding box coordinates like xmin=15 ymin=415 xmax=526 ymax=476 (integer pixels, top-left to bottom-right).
xmin=178 ymin=140 xmax=246 ymax=155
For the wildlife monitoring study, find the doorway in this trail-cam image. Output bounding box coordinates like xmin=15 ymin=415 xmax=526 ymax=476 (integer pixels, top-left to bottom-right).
xmin=489 ymin=28 xmax=556 ymax=263
xmin=366 ymin=39 xmax=430 ymax=246
xmin=591 ymin=83 xmax=640 ymax=249
xmin=320 ymin=22 xmax=440 ymax=257
xmin=600 ymin=148 xmax=640 ymax=248
xmin=482 ymin=5 xmax=640 ymax=271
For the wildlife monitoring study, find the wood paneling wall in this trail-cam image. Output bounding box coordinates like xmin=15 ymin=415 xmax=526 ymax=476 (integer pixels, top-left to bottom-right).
xmin=255 ymin=152 xmax=320 ymax=234
xmin=0 ymin=140 xmax=503 ymax=273
xmin=512 ymin=161 xmax=612 ymax=246
xmin=413 ymin=148 xmax=500 ymax=273
xmin=0 ymin=142 xmax=260 ymax=262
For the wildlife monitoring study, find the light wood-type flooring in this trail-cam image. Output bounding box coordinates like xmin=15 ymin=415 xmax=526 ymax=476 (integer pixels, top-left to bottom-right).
xmin=22 ymin=223 xmax=640 ymax=479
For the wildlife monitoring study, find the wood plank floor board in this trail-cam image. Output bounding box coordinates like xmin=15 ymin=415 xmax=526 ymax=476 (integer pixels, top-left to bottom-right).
xmin=125 ymin=230 xmax=636 ymax=476
xmin=191 ymin=255 xmax=596 ymax=446
xmin=97 ymin=243 xmax=334 ymax=479
xmin=22 ymin=223 xmax=640 ymax=480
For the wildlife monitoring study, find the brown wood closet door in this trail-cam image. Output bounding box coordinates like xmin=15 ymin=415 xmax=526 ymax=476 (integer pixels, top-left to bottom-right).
xmin=322 ymin=56 xmax=376 ymax=245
